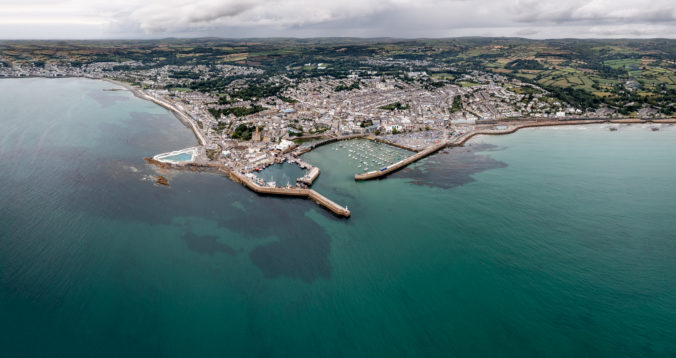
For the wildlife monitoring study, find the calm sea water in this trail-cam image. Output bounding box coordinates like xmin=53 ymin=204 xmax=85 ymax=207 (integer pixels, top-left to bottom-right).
xmin=1 ymin=78 xmax=675 ymax=357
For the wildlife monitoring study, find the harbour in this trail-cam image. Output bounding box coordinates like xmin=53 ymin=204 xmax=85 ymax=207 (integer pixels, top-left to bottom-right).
xmin=89 ymin=79 xmax=675 ymax=219
xmin=229 ymin=170 xmax=350 ymax=217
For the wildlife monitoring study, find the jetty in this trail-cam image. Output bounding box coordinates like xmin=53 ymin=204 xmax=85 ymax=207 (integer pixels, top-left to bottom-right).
xmin=229 ymin=170 xmax=350 ymax=218
xmin=297 ymin=166 xmax=320 ymax=185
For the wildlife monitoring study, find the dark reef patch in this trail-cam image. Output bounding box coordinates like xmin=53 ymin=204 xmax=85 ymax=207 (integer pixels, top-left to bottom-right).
xmin=392 ymin=143 xmax=507 ymax=189
xmin=217 ymin=194 xmax=333 ymax=283
xmin=59 ymin=165 xmax=334 ymax=283
xmin=249 ymin=226 xmax=331 ymax=283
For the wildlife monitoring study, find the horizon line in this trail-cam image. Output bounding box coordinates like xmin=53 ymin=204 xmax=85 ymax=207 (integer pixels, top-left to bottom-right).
xmin=1 ymin=36 xmax=675 ymax=42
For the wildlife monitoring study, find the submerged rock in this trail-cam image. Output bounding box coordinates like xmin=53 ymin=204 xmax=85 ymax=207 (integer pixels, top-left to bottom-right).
xmin=156 ymin=176 xmax=169 ymax=186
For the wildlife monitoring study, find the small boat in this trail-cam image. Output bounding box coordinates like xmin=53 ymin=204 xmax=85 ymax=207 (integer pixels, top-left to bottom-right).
xmin=651 ymin=127 xmax=660 ymax=131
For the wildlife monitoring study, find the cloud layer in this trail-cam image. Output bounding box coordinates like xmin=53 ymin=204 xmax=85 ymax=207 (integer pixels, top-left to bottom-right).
xmin=0 ymin=0 xmax=674 ymax=39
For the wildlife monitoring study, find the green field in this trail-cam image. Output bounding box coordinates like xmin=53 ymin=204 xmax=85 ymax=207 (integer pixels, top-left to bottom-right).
xmin=431 ymin=73 xmax=454 ymax=80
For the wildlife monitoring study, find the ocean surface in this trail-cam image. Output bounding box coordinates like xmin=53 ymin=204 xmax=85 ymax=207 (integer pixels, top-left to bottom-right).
xmin=1 ymin=78 xmax=675 ymax=357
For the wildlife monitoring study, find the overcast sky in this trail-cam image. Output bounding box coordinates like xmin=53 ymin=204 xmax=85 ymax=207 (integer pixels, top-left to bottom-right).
xmin=0 ymin=0 xmax=674 ymax=39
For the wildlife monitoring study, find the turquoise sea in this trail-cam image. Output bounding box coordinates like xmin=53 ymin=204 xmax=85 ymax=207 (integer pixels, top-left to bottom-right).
xmin=1 ymin=78 xmax=675 ymax=357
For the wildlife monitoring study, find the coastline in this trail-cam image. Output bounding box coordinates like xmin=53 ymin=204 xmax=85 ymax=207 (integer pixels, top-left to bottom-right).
xmin=3 ymin=76 xmax=675 ymax=217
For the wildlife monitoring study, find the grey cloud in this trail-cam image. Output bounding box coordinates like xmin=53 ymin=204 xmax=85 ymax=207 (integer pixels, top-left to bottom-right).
xmin=184 ymin=2 xmax=259 ymax=23
xmin=130 ymin=0 xmax=263 ymax=32
xmin=511 ymin=0 xmax=676 ymax=24
xmin=0 ymin=0 xmax=674 ymax=38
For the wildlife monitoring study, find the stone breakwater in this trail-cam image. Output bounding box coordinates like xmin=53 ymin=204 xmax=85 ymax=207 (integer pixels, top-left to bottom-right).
xmin=229 ymin=170 xmax=350 ymax=218
xmin=143 ymin=159 xmax=349 ymax=217
xmin=355 ymin=140 xmax=448 ymax=180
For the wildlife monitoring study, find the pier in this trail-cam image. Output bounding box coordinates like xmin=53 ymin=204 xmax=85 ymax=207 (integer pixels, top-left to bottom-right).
xmin=297 ymin=166 xmax=320 ymax=185
xmin=229 ymin=170 xmax=350 ymax=218
xmin=354 ymin=140 xmax=448 ymax=180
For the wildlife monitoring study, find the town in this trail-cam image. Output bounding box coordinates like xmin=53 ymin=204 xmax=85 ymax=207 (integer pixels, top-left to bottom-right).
xmin=1 ymin=39 xmax=674 ymax=216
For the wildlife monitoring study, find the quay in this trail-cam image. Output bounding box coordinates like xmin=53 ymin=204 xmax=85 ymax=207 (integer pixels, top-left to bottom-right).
xmin=229 ymin=170 xmax=350 ymax=218
xmin=297 ymin=166 xmax=320 ymax=185
xmin=292 ymin=134 xmax=366 ymax=156
xmin=368 ymin=136 xmax=420 ymax=152
xmin=306 ymin=134 xmax=366 ymax=149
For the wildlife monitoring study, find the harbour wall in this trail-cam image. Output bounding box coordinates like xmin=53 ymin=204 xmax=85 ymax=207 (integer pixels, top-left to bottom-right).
xmin=368 ymin=137 xmax=420 ymax=152
xmin=354 ymin=140 xmax=448 ymax=180
xmin=229 ymin=170 xmax=350 ymax=218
